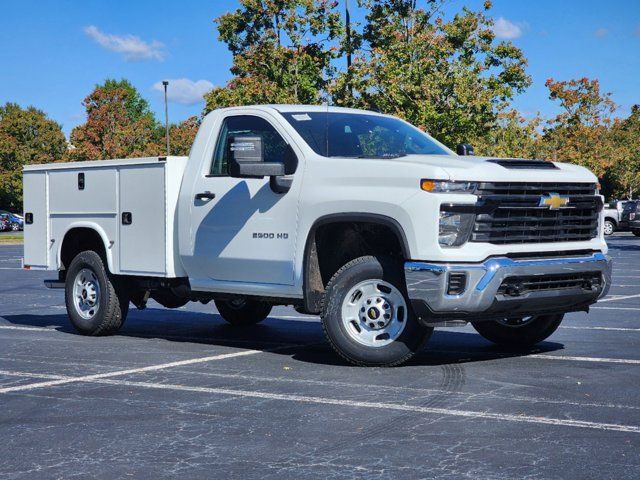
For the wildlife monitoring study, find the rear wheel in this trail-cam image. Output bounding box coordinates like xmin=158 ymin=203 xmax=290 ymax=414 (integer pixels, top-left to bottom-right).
xmin=65 ymin=250 xmax=129 ymax=335
xmin=321 ymin=256 xmax=432 ymax=367
xmin=603 ymin=219 xmax=615 ymax=236
xmin=10 ymin=223 xmax=19 ymax=231
xmin=472 ymin=314 xmax=564 ymax=347
xmin=215 ymin=298 xmax=272 ymax=326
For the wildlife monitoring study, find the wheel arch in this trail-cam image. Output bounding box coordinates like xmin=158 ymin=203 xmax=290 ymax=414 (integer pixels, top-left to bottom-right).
xmin=302 ymin=213 xmax=411 ymax=314
xmin=58 ymin=223 xmax=114 ymax=273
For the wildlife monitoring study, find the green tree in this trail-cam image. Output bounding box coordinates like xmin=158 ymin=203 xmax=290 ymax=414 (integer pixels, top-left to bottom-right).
xmin=165 ymin=116 xmax=201 ymax=156
xmin=473 ymin=109 xmax=545 ymax=159
xmin=542 ymin=77 xmax=616 ymax=177
xmin=0 ymin=103 xmax=67 ymax=210
xmin=608 ymin=105 xmax=640 ymax=199
xmin=70 ymin=79 xmax=161 ymax=160
xmin=331 ymin=0 xmax=531 ymax=147
xmin=204 ymin=0 xmax=343 ymax=113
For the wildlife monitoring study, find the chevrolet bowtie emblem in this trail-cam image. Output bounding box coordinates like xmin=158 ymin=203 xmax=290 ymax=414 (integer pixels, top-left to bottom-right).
xmin=539 ymin=193 xmax=570 ymax=210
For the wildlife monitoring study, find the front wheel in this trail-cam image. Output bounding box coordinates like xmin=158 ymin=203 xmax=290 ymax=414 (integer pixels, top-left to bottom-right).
xmin=472 ymin=314 xmax=564 ymax=348
xmin=215 ymin=298 xmax=272 ymax=326
xmin=321 ymin=256 xmax=432 ymax=367
xmin=65 ymin=250 xmax=129 ymax=335
xmin=603 ymin=220 xmax=615 ymax=236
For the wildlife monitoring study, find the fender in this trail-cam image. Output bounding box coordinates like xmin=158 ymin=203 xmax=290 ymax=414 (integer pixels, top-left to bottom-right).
xmin=302 ymin=213 xmax=411 ymax=313
xmin=57 ymin=222 xmax=115 ymax=273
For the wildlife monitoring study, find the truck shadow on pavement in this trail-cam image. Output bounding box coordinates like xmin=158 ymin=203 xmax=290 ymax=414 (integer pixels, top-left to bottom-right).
xmin=2 ymin=309 xmax=564 ymax=368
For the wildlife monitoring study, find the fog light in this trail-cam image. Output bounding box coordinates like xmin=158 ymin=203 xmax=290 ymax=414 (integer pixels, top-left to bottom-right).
xmin=439 ymin=211 xmax=474 ymax=247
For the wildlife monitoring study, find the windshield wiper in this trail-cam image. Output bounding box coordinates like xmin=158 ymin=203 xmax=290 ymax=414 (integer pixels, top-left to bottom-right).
xmin=356 ymin=153 xmax=408 ymax=159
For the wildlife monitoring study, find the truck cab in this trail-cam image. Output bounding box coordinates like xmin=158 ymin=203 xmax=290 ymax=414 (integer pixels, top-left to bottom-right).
xmin=23 ymin=105 xmax=612 ymax=366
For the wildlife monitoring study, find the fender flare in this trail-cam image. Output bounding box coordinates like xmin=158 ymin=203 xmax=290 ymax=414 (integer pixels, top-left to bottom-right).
xmin=302 ymin=213 xmax=411 ymax=313
xmin=57 ymin=222 xmax=115 ymax=273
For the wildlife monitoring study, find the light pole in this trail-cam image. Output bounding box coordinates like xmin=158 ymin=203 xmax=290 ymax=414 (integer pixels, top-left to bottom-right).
xmin=345 ymin=0 xmax=352 ymax=71
xmin=162 ymin=80 xmax=170 ymax=156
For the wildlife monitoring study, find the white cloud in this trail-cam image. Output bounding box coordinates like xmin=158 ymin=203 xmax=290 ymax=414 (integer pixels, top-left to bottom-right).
xmin=492 ymin=17 xmax=523 ymax=40
xmin=84 ymin=25 xmax=165 ymax=62
xmin=594 ymin=28 xmax=609 ymax=38
xmin=152 ymin=78 xmax=213 ymax=105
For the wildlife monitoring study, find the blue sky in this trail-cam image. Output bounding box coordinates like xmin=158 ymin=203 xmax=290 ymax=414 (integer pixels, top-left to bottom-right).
xmin=1 ymin=0 xmax=638 ymax=137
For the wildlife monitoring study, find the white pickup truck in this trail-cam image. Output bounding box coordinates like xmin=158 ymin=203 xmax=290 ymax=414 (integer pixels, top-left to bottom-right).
xmin=22 ymin=105 xmax=612 ymax=366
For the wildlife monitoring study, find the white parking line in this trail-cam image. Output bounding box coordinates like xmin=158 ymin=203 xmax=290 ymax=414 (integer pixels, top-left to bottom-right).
xmin=0 ymin=325 xmax=55 ymax=332
xmin=593 ymin=306 xmax=640 ymax=311
xmin=0 ymin=347 xmax=289 ymax=394
xmin=533 ymin=355 xmax=640 ymax=365
xmin=599 ymin=293 xmax=640 ymax=303
xmin=560 ymin=326 xmax=640 ymax=332
xmin=0 ymin=369 xmax=636 ymax=433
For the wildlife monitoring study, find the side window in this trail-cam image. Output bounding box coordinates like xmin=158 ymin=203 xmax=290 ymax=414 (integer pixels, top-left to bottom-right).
xmin=209 ymin=115 xmax=298 ymax=176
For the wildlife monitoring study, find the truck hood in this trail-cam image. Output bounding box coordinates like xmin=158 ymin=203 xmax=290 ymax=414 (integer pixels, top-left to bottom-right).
xmin=392 ymin=155 xmax=598 ymax=184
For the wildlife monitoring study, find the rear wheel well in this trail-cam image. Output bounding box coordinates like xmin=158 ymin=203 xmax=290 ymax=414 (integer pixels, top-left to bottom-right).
xmin=60 ymin=228 xmax=108 ymax=272
xmin=604 ymin=217 xmax=617 ymax=226
xmin=303 ymin=218 xmax=408 ymax=313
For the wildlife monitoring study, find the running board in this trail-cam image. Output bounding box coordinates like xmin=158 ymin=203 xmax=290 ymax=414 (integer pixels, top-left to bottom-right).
xmin=44 ymin=280 xmax=65 ymax=289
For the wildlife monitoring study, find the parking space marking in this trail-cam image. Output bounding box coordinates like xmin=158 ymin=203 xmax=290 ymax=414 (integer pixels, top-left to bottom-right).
xmin=533 ymin=354 xmax=640 ymax=365
xmin=593 ymin=306 xmax=640 ymax=311
xmin=0 ymin=346 xmax=297 ymax=394
xmin=0 ymin=325 xmax=56 ymax=332
xmin=2 ymin=368 xmax=639 ymax=412
xmin=600 ymin=293 xmax=640 ymax=302
xmin=47 ymin=378 xmax=640 ymax=433
xmin=2 ymin=369 xmax=637 ymax=433
xmin=560 ymin=326 xmax=640 ymax=332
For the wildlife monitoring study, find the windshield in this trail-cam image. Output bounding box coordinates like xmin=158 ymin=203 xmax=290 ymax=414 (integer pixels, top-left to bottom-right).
xmin=280 ymin=112 xmax=450 ymax=158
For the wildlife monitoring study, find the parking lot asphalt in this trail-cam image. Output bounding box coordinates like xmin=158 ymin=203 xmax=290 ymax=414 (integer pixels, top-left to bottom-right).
xmin=1 ymin=235 xmax=639 ymax=479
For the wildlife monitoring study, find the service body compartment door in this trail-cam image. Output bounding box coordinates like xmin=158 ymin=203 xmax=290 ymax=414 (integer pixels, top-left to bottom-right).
xmin=23 ymin=171 xmax=48 ymax=268
xmin=118 ymin=165 xmax=167 ymax=275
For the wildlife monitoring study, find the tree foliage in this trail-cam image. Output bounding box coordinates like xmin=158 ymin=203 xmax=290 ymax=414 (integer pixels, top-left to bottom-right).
xmin=542 ymin=77 xmax=616 ymax=177
xmin=204 ymin=0 xmax=343 ymax=113
xmin=70 ymin=79 xmax=162 ymax=160
xmin=331 ymin=0 xmax=531 ymax=147
xmin=0 ymin=103 xmax=66 ymax=210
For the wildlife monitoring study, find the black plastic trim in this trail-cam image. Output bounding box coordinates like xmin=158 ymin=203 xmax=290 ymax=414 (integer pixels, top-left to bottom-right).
xmin=302 ymin=213 xmax=411 ymax=313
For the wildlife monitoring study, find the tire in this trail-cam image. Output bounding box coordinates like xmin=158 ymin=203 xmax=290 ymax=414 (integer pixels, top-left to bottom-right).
xmin=321 ymin=256 xmax=432 ymax=367
xmin=603 ymin=220 xmax=615 ymax=236
xmin=215 ymin=298 xmax=272 ymax=326
xmin=472 ymin=314 xmax=564 ymax=348
xmin=65 ymin=250 xmax=129 ymax=335
xmin=632 ymin=230 xmax=640 ymax=237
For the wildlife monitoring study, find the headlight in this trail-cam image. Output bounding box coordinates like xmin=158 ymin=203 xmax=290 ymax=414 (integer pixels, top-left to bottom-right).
xmin=421 ymin=179 xmax=478 ymax=194
xmin=439 ymin=211 xmax=475 ymax=247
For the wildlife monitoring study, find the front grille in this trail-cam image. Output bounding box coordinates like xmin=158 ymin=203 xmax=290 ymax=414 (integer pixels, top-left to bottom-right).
xmin=498 ymin=272 xmax=602 ymax=296
xmin=471 ymin=182 xmax=600 ymax=244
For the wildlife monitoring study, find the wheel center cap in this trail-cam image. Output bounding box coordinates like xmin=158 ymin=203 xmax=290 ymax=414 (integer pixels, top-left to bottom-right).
xmin=367 ymin=307 xmax=380 ymax=320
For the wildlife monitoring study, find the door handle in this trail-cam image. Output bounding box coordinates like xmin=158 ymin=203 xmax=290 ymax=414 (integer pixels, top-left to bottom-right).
xmin=195 ymin=191 xmax=216 ymax=200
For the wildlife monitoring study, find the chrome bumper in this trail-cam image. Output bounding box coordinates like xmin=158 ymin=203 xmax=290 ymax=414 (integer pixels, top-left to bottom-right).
xmin=405 ymin=252 xmax=612 ymax=324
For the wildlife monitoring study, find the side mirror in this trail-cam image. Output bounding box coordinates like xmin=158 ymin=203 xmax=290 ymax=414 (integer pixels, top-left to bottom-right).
xmin=456 ymin=143 xmax=475 ymax=156
xmin=228 ymin=135 xmax=285 ymax=178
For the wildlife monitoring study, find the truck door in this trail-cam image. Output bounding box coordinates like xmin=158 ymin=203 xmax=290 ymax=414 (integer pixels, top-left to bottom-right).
xmin=182 ymin=114 xmax=301 ymax=289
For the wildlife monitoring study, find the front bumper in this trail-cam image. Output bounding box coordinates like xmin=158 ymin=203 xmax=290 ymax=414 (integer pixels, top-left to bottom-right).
xmin=629 ymin=220 xmax=640 ymax=230
xmin=405 ymin=252 xmax=612 ymax=325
